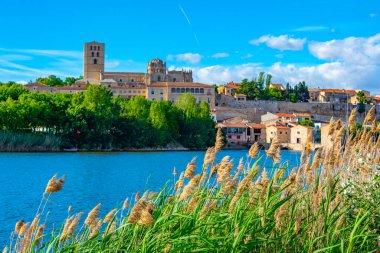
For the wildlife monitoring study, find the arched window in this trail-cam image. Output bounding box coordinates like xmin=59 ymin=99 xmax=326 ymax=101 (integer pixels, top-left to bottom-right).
xmin=90 ymin=46 xmax=92 ymax=50
xmin=181 ymin=88 xmax=185 ymax=93
xmin=171 ymin=88 xmax=175 ymax=93
xmin=93 ymin=59 xmax=97 ymax=64
xmin=186 ymin=88 xmax=190 ymax=93
xmin=190 ymin=88 xmax=194 ymax=93
xmin=195 ymin=88 xmax=199 ymax=93
xmin=92 ymin=52 xmax=94 ymax=57
xmin=200 ymin=88 xmax=204 ymax=94
xmin=176 ymin=88 xmax=180 ymax=93
xmin=157 ymin=76 xmax=161 ymax=81
xmin=97 ymin=52 xmax=99 ymax=57
xmin=98 ymin=46 xmax=100 ymax=50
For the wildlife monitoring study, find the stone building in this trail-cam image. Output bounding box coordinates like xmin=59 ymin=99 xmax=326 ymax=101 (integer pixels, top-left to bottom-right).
xmin=74 ymin=41 xmax=214 ymax=107
xmin=266 ymin=122 xmax=291 ymax=144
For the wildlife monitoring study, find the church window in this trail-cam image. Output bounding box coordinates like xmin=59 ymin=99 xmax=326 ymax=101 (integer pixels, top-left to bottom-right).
xmin=93 ymin=59 xmax=97 ymax=64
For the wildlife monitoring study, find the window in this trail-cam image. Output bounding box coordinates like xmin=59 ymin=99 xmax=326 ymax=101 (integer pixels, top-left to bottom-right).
xmin=118 ymin=90 xmax=122 ymax=94
xmin=97 ymin=52 xmax=99 ymax=57
xmin=195 ymin=88 xmax=199 ymax=93
xmin=119 ymin=79 xmax=122 ymax=82
xmin=176 ymin=88 xmax=180 ymax=93
xmin=91 ymin=52 xmax=94 ymax=57
xmin=297 ymin=131 xmax=300 ymax=134
xmin=157 ymin=76 xmax=161 ymax=81
xmin=151 ymin=89 xmax=155 ymax=94
xmin=138 ymin=90 xmax=141 ymax=94
xmin=173 ymin=78 xmax=176 ymax=82
xmin=131 ymin=79 xmax=134 ymax=82
xmin=171 ymin=88 xmax=175 ymax=93
xmin=171 ymin=99 xmax=175 ymax=103
xmin=181 ymin=88 xmax=185 ymax=93
xmin=200 ymin=88 xmax=204 ymax=93
xmin=113 ymin=90 xmax=116 ymax=93
xmin=190 ymin=88 xmax=194 ymax=93
xmin=237 ymin=135 xmax=240 ymax=139
xmin=186 ymin=88 xmax=190 ymax=93
xmin=228 ymin=135 xmax=232 ymax=139
xmin=93 ymin=59 xmax=97 ymax=64
xmin=280 ymin=131 xmax=282 ymax=134
xmin=98 ymin=46 xmax=100 ymax=50
xmin=208 ymin=97 xmax=211 ymax=103
xmin=297 ymin=138 xmax=301 ymax=144
xmin=133 ymin=90 xmax=136 ymax=94
xmin=129 ymin=90 xmax=132 ymax=93
xmin=198 ymin=97 xmax=202 ymax=102
xmin=90 ymin=46 xmax=92 ymax=50
xmin=160 ymin=89 xmax=164 ymax=95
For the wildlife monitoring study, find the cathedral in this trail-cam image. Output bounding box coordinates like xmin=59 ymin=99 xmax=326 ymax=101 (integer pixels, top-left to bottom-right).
xmin=74 ymin=41 xmax=215 ymax=107
xmin=77 ymin=41 xmax=193 ymax=86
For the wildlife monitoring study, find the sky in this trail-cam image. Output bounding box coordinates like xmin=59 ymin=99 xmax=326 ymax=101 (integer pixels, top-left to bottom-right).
xmin=0 ymin=0 xmax=379 ymax=94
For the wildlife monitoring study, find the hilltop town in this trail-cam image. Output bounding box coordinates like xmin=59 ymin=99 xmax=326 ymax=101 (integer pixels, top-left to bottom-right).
xmin=22 ymin=41 xmax=380 ymax=151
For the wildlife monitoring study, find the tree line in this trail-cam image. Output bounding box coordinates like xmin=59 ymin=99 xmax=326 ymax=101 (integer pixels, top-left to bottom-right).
xmin=236 ymin=72 xmax=310 ymax=102
xmin=0 ymin=83 xmax=216 ymax=150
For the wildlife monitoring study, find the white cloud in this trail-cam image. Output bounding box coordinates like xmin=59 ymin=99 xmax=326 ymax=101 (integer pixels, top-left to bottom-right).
xmin=167 ymin=53 xmax=202 ymax=64
xmin=308 ymin=33 xmax=380 ymax=65
xmin=250 ymin=34 xmax=306 ymax=51
xmin=212 ymin=52 xmax=230 ymax=58
xmin=369 ymin=13 xmax=377 ymax=18
xmin=292 ymin=26 xmax=330 ymax=32
xmin=241 ymin=53 xmax=254 ymax=59
xmin=0 ymin=48 xmax=82 ymax=59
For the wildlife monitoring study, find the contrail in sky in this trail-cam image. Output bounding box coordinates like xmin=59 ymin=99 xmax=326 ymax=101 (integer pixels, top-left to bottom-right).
xmin=178 ymin=3 xmax=200 ymax=47
xmin=178 ymin=4 xmax=191 ymax=25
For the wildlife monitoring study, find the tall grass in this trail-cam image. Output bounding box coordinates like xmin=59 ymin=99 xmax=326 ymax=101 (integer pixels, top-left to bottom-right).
xmin=3 ymin=108 xmax=380 ymax=252
xmin=0 ymin=132 xmax=61 ymax=151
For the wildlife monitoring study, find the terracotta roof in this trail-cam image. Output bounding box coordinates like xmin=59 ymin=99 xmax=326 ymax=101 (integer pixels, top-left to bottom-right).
xmin=235 ymin=93 xmax=246 ymax=97
xmin=246 ymin=123 xmax=266 ymax=129
xmin=321 ymin=89 xmax=357 ymax=95
xmin=150 ymin=82 xmax=213 ymax=88
xmin=308 ymin=88 xmax=321 ymax=92
xmin=24 ymin=82 xmax=48 ymax=87
xmin=224 ymin=82 xmax=240 ymax=89
xmin=275 ymin=113 xmax=297 ymax=118
xmin=217 ymin=123 xmax=247 ymax=128
xmin=293 ymin=112 xmax=311 ymax=117
xmin=270 ymin=83 xmax=285 ymax=90
xmin=55 ymin=86 xmax=87 ymax=91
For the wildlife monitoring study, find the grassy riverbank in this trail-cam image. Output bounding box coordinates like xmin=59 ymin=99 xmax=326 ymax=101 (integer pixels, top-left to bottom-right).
xmin=4 ymin=108 xmax=380 ymax=252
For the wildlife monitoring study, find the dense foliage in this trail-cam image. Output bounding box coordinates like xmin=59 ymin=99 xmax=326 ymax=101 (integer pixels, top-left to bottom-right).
xmin=36 ymin=75 xmax=83 ymax=87
xmin=236 ymin=73 xmax=309 ymax=102
xmin=0 ymin=83 xmax=216 ymax=150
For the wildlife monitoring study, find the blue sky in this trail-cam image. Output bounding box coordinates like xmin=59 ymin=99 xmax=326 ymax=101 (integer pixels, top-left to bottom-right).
xmin=0 ymin=0 xmax=379 ymax=93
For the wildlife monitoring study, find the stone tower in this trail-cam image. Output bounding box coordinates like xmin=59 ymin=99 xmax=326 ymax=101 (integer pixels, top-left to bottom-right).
xmin=147 ymin=58 xmax=167 ymax=84
xmin=84 ymin=41 xmax=105 ymax=84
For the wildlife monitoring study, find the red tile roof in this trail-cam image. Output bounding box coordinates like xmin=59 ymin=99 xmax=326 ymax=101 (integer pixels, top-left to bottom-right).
xmin=275 ymin=113 xmax=297 ymax=118
xmin=150 ymin=82 xmax=213 ymax=88
xmin=224 ymin=82 xmax=240 ymax=89
xmin=24 ymin=82 xmax=48 ymax=87
xmin=321 ymin=89 xmax=357 ymax=95
xmin=246 ymin=123 xmax=266 ymax=129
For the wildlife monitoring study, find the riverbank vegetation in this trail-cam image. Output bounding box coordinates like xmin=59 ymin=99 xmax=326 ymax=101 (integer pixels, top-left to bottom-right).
xmin=0 ymin=83 xmax=215 ymax=150
xmin=4 ymin=108 xmax=379 ymax=252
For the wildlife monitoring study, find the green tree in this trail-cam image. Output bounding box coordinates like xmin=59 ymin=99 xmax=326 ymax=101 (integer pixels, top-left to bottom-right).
xmin=300 ymin=119 xmax=315 ymax=127
xmin=36 ymin=75 xmax=64 ymax=87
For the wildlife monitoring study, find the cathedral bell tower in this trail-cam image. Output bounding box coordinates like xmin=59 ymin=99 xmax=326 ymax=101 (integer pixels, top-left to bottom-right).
xmin=84 ymin=41 xmax=105 ymax=84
